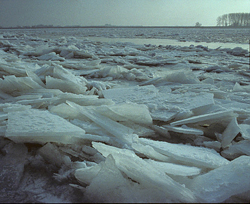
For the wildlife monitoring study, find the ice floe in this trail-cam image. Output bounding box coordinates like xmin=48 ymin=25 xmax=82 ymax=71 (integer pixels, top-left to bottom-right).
xmin=0 ymin=27 xmax=250 ymax=203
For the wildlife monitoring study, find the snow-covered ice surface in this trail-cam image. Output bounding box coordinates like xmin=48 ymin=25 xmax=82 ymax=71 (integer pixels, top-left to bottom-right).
xmin=0 ymin=27 xmax=250 ymax=203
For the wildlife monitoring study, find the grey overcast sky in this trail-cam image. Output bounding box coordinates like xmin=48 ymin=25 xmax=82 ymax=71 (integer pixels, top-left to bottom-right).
xmin=0 ymin=0 xmax=250 ymax=27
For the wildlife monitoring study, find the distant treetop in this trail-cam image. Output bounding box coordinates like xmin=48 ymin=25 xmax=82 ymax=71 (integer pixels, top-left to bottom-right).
xmin=217 ymin=13 xmax=250 ymax=27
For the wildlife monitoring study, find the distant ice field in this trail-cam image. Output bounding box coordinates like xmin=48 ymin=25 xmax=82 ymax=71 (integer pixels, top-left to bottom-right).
xmin=1 ymin=27 xmax=250 ymax=49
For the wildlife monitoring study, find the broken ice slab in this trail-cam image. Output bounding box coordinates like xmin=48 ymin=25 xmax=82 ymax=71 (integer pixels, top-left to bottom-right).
xmin=120 ymin=121 xmax=155 ymax=137
xmin=38 ymin=143 xmax=71 ymax=167
xmin=160 ymin=69 xmax=201 ymax=84
xmin=26 ymin=69 xmax=45 ymax=88
xmin=66 ymin=101 xmax=137 ymax=145
xmin=170 ymin=110 xmax=237 ymax=126
xmin=48 ymin=92 xmax=114 ymax=107
xmin=92 ymin=142 xmax=198 ymax=203
xmin=239 ymin=123 xmax=250 ymax=140
xmin=221 ymin=117 xmax=240 ymax=148
xmin=229 ymin=140 xmax=250 ymax=156
xmin=188 ymin=155 xmax=250 ymax=203
xmin=5 ymin=108 xmax=102 ymax=144
xmin=145 ymin=159 xmax=201 ymax=176
xmin=93 ymin=103 xmax=152 ymax=126
xmin=75 ymin=163 xmax=102 ymax=185
xmin=202 ymin=141 xmax=221 ymax=152
xmin=83 ymin=155 xmax=137 ymax=203
xmin=46 ymin=76 xmax=87 ymax=94
xmin=0 ymin=75 xmax=44 ymax=94
xmin=1 ymin=103 xmax=31 ymax=113
xmin=38 ymin=52 xmax=65 ymax=61
xmin=131 ymin=142 xmax=170 ymax=162
xmin=103 ymin=85 xmax=215 ymax=122
xmin=138 ymin=138 xmax=229 ymax=169
xmin=163 ymin=125 xmax=204 ymax=135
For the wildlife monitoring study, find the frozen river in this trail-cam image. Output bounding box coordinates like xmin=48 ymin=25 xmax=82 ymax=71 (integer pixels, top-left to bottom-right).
xmin=0 ymin=27 xmax=250 ymax=203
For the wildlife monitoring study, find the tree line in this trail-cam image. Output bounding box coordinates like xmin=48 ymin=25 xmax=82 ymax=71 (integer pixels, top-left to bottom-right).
xmin=217 ymin=13 xmax=250 ymax=27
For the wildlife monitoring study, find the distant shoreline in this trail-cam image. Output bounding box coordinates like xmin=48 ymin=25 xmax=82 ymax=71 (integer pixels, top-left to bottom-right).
xmin=1 ymin=26 xmax=250 ymax=29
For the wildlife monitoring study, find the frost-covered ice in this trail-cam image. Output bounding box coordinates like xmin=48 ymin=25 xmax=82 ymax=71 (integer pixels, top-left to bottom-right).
xmin=0 ymin=27 xmax=250 ymax=203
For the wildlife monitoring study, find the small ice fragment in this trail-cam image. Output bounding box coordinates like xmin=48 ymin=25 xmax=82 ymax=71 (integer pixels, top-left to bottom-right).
xmin=188 ymin=155 xmax=250 ymax=203
xmin=221 ymin=117 xmax=240 ymax=148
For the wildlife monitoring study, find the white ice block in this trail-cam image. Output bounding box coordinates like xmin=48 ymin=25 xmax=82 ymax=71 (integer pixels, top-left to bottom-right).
xmin=92 ymin=142 xmax=197 ymax=203
xmin=5 ymin=109 xmax=88 ymax=144
xmin=189 ymin=156 xmax=250 ymax=203
xmin=139 ymin=138 xmax=229 ymax=168
xmin=221 ymin=117 xmax=240 ymax=148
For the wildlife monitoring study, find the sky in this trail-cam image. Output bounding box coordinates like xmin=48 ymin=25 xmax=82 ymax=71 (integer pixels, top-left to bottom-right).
xmin=0 ymin=0 xmax=250 ymax=27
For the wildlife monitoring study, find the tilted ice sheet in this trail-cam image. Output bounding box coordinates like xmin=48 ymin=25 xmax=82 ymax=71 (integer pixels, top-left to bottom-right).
xmin=92 ymin=142 xmax=198 ymax=203
xmin=188 ymin=156 xmax=250 ymax=203
xmin=170 ymin=110 xmax=237 ymax=126
xmin=138 ymin=138 xmax=229 ymax=168
xmin=145 ymin=159 xmax=201 ymax=176
xmin=221 ymin=117 xmax=241 ymax=148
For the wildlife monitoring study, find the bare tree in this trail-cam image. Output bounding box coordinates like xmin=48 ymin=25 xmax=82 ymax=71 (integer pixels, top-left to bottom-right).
xmin=217 ymin=13 xmax=250 ymax=27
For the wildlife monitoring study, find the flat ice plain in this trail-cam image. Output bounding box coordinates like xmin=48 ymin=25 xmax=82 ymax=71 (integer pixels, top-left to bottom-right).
xmin=0 ymin=27 xmax=250 ymax=203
